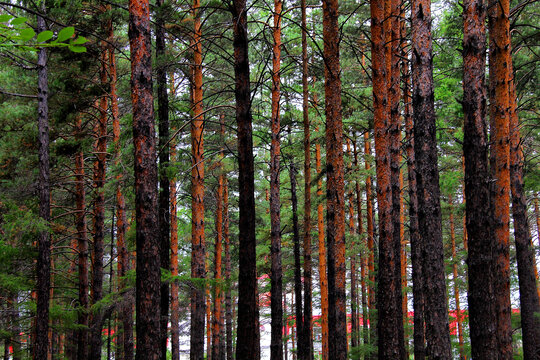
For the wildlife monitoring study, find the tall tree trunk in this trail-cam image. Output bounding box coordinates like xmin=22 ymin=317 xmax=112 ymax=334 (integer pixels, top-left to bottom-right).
xmin=301 ymin=0 xmax=313 ymax=356
xmin=108 ymin=18 xmax=133 ymax=359
xmin=487 ymin=0 xmax=513 ymax=354
xmin=370 ymin=0 xmax=401 ymax=355
xmin=170 ymin=75 xmax=180 ymax=360
xmin=402 ymin=25 xmax=425 ymax=360
xmin=270 ymin=0 xmax=283 ymax=358
xmin=128 ymin=0 xmax=161 ymax=356
xmin=212 ymin=120 xmax=225 ymax=360
xmin=231 ymin=0 xmax=260 ymax=355
xmin=190 ymin=0 xmax=206 ymax=357
xmin=509 ymin=66 xmax=540 ymax=357
xmin=206 ymin=263 xmax=212 ymax=360
xmin=346 ymin=139 xmax=358 ymax=351
xmin=89 ymin=37 xmax=109 ymax=360
xmin=363 ymin=132 xmax=376 ymax=356
xmin=155 ymin=0 xmax=170 ymax=357
xmin=224 ymin=178 xmax=233 ymax=360
xmin=290 ymin=149 xmax=304 ymax=360
xmin=449 ymin=195 xmax=465 ymax=360
xmin=316 ymin=127 xmax=328 ymax=360
xmin=75 ymin=118 xmax=89 ymax=360
xmin=399 ymin=175 xmax=408 ymax=359
xmin=411 ymin=0 xmax=452 ymax=356
xmin=35 ymin=7 xmax=50 ymax=360
xmin=348 ymin=192 xmax=358 ymax=350
xmin=322 ymin=0 xmax=346 ymax=357
xmin=388 ymin=0 xmax=405 ymax=354
xmin=354 ymin=140 xmax=369 ymax=348
xmin=462 ymin=0 xmax=497 ymax=355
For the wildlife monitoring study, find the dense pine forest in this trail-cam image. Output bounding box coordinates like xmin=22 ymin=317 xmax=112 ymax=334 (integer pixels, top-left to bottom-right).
xmin=0 ymin=0 xmax=539 ymax=356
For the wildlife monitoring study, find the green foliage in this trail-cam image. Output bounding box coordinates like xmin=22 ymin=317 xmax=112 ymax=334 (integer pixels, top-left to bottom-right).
xmin=0 ymin=15 xmax=87 ymax=52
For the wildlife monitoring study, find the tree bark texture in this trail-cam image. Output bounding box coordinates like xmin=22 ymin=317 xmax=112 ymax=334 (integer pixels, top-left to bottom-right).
xmin=509 ymin=66 xmax=540 ymax=358
xmin=487 ymin=0 xmax=513 ymax=354
xmin=462 ymin=0 xmax=498 ymax=356
xmin=89 ymin=38 xmax=109 ymax=360
xmin=75 ymin=118 xmax=89 ymax=360
xmin=322 ymin=0 xmax=347 ymax=358
xmin=411 ymin=0 xmax=452 ymax=356
xmin=354 ymin=140 xmax=369 ymax=348
xmin=128 ymin=0 xmax=161 ymax=356
xmin=402 ymin=40 xmax=425 ymax=360
xmin=363 ymin=132 xmax=377 ymax=356
xmin=316 ymin=127 xmax=329 ymax=360
xmin=348 ymin=192 xmax=358 ymax=349
xmin=290 ymin=152 xmax=304 ymax=360
xmin=108 ymin=20 xmax=134 ymax=358
xmin=388 ymin=0 xmax=405 ymax=354
xmin=270 ymin=1 xmax=283 ymax=358
xmin=169 ymin=75 xmax=180 ymax=360
xmin=224 ymin=179 xmax=233 ymax=360
xmin=212 ymin=122 xmax=225 ymax=360
xmin=231 ymin=0 xmax=260 ymax=356
xmin=190 ymin=0 xmax=206 ymax=357
xmin=155 ymin=0 xmax=170 ymax=357
xmin=371 ymin=0 xmax=400 ymax=356
xmin=35 ymin=8 xmax=50 ymax=360
xmin=301 ymin=0 xmax=313 ymax=356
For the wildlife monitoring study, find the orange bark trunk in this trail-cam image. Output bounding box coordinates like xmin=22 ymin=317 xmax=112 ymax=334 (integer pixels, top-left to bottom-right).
xmin=191 ymin=0 xmax=206 ymax=356
xmin=316 ymin=126 xmax=329 ymax=360
xmin=488 ymin=0 xmax=513 ymax=354
xmin=170 ymin=74 xmax=180 ymax=360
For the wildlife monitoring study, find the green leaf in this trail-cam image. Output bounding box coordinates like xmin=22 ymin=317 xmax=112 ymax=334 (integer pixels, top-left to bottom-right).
xmin=10 ymin=17 xmax=27 ymax=26
xmin=56 ymin=26 xmax=74 ymax=42
xmin=0 ymin=14 xmax=13 ymax=22
xmin=70 ymin=36 xmax=87 ymax=45
xmin=36 ymin=30 xmax=54 ymax=43
xmin=68 ymin=45 xmax=86 ymax=53
xmin=19 ymin=28 xmax=35 ymax=42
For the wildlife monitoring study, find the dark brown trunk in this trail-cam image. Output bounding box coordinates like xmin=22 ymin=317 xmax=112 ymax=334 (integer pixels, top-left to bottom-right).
xmin=388 ymin=0 xmax=405 ymax=355
xmin=75 ymin=118 xmax=89 ymax=360
xmin=462 ymin=0 xmax=498 ymax=355
xmin=128 ymin=0 xmax=161 ymax=356
xmin=509 ymin=68 xmax=540 ymax=358
xmin=354 ymin=140 xmax=369 ymax=349
xmin=270 ymin=0 xmax=283 ymax=358
xmin=316 ymin=126 xmax=329 ymax=360
xmin=411 ymin=0 xmax=452 ymax=355
xmin=301 ymin=0 xmax=312 ymax=356
xmin=290 ymin=149 xmax=304 ymax=360
xmin=322 ymin=0 xmax=346 ymax=357
xmin=231 ymin=0 xmax=260 ymax=355
xmin=35 ymin=7 xmax=50 ymax=360
xmin=89 ymin=38 xmax=109 ymax=360
xmin=212 ymin=120 xmax=225 ymax=360
xmin=363 ymin=133 xmax=376 ymax=357
xmin=155 ymin=0 xmax=170 ymax=357
xmin=109 ymin=19 xmax=133 ymax=358
xmin=402 ymin=34 xmax=425 ymax=360
xmin=371 ymin=0 xmax=401 ymax=355
xmin=349 ymin=193 xmax=358 ymax=349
